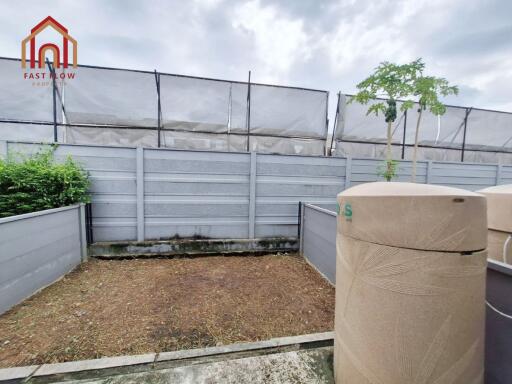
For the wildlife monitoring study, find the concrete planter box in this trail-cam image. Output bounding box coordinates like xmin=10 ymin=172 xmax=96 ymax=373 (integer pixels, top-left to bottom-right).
xmin=0 ymin=204 xmax=87 ymax=315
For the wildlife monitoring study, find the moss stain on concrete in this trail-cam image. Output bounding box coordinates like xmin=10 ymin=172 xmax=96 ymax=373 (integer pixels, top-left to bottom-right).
xmin=88 ymin=238 xmax=299 ymax=259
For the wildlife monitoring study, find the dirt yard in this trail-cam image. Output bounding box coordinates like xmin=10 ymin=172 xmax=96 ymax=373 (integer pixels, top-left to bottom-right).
xmin=0 ymin=254 xmax=335 ymax=368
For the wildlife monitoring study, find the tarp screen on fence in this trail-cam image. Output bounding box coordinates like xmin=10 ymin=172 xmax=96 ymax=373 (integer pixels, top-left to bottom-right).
xmin=0 ymin=57 xmax=328 ymax=156
xmin=0 ymin=60 xmax=56 ymax=123
xmin=466 ymin=109 xmax=512 ymax=150
xmin=250 ymin=85 xmax=327 ymax=139
xmin=333 ymin=93 xmax=512 ymax=162
xmin=160 ymin=75 xmax=234 ymax=132
xmin=64 ymin=67 xmax=158 ymax=127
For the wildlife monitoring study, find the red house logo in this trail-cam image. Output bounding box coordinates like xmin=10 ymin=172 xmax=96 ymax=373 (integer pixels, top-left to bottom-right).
xmin=21 ymin=16 xmax=77 ymax=69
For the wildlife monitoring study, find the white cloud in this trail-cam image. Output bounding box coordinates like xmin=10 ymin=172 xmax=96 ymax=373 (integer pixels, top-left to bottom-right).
xmin=0 ymin=0 xmax=510 ymax=114
xmin=232 ymin=0 xmax=312 ymax=82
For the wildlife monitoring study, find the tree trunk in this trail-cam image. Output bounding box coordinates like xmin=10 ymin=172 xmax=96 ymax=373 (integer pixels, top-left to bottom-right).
xmin=385 ymin=120 xmax=393 ymax=181
xmin=412 ymin=108 xmax=423 ymax=182
xmin=386 ymin=120 xmax=392 ymax=162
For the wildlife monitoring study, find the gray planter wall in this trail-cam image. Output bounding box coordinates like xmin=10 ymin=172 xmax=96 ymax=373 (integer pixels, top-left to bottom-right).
xmin=300 ymin=203 xmax=337 ymax=284
xmin=0 ymin=205 xmax=86 ymax=315
xmin=2 ymin=140 xmax=511 ymax=243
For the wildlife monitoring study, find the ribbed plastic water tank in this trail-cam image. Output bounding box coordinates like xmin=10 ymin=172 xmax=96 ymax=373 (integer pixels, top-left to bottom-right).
xmin=334 ymin=182 xmax=487 ymax=384
xmin=478 ymin=184 xmax=512 ymax=264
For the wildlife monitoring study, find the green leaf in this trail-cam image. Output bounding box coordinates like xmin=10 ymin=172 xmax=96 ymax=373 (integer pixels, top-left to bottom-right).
xmin=0 ymin=147 xmax=90 ymax=218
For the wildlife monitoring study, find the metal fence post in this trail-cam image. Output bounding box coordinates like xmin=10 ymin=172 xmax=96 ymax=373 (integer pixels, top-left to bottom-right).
xmin=299 ymin=202 xmax=305 ymax=255
xmin=329 ymin=92 xmax=341 ymax=156
xmin=345 ymin=156 xmax=352 ymax=189
xmin=426 ymin=160 xmax=433 ymax=184
xmin=78 ymin=204 xmax=88 ymax=262
xmin=85 ymin=203 xmax=93 ymax=245
xmin=248 ymin=151 xmax=257 ymax=238
xmin=496 ymin=163 xmax=503 ymax=185
xmin=461 ymin=107 xmax=472 ymax=162
xmin=246 ymin=70 xmax=251 ymax=152
xmin=136 ymin=147 xmax=145 ymax=242
xmin=324 ymin=91 xmax=329 ymax=155
xmin=0 ymin=140 xmax=7 ymax=159
xmin=401 ymin=110 xmax=407 ymax=159
xmin=46 ymin=59 xmax=58 ymax=143
xmin=154 ymin=70 xmax=162 ymax=148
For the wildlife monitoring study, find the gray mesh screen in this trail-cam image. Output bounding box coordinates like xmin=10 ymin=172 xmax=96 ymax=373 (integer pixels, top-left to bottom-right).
xmin=464 ymin=150 xmax=512 ymax=163
xmin=336 ymin=94 xmax=404 ymax=143
xmin=250 ymin=85 xmax=327 ymax=139
xmin=403 ymin=146 xmax=462 ymax=162
xmin=336 ymin=95 xmax=467 ymax=148
xmin=0 ymin=58 xmax=329 ymax=155
xmin=64 ymin=67 xmax=157 ymax=127
xmin=162 ymin=131 xmax=247 ymax=152
xmin=404 ymin=106 xmax=466 ymax=148
xmin=334 ymin=141 xmax=402 ymax=159
xmin=64 ymin=125 xmax=325 ymax=155
xmin=65 ymin=126 xmax=249 ymax=152
xmin=0 ymin=123 xmax=62 ymax=142
xmin=466 ymin=109 xmax=512 ymax=150
xmin=160 ymin=75 xmax=231 ymax=133
xmin=0 ymin=60 xmax=55 ymax=122
xmin=229 ymin=82 xmax=249 ymax=133
xmin=66 ymin=126 xmax=157 ymax=147
xmin=249 ymin=136 xmax=325 ymax=155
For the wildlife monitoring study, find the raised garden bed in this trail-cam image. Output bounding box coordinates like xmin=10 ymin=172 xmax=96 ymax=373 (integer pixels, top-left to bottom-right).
xmin=0 ymin=254 xmax=334 ymax=368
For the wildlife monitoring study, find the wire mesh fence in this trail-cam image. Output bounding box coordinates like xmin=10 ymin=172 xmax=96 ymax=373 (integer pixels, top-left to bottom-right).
xmin=0 ymin=57 xmax=329 ymax=156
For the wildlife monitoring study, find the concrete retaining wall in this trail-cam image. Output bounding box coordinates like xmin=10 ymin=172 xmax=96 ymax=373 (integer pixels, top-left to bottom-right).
xmin=2 ymin=141 xmax=344 ymax=243
xmin=0 ymin=204 xmax=86 ymax=315
xmin=3 ymin=140 xmax=511 ymax=244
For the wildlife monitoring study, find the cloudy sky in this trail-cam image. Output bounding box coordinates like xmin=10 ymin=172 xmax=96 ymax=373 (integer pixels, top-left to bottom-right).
xmin=1 ymin=0 xmax=511 ymax=123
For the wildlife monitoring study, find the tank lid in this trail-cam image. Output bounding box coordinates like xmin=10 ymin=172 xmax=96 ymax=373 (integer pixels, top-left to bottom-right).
xmin=478 ymin=184 xmax=512 ymax=232
xmin=337 ymin=182 xmax=487 ymax=252
xmin=478 ymin=184 xmax=512 ymax=194
xmin=340 ymin=181 xmax=482 ymax=197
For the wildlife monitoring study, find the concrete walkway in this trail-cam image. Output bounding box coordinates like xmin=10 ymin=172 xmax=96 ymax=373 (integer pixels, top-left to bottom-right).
xmin=0 ymin=333 xmax=334 ymax=384
xmin=56 ymin=347 xmax=333 ymax=384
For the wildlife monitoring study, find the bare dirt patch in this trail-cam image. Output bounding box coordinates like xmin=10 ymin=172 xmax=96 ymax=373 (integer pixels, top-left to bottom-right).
xmin=0 ymin=254 xmax=334 ymax=368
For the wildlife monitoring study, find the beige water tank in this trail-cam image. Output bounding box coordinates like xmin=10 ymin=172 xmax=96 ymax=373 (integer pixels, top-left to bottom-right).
xmin=334 ymin=182 xmax=487 ymax=384
xmin=478 ymin=184 xmax=512 ymax=263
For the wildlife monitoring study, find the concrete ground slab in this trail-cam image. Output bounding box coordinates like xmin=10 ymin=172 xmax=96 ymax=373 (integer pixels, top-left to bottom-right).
xmin=52 ymin=347 xmax=333 ymax=384
xmin=0 ymin=333 xmax=334 ymax=383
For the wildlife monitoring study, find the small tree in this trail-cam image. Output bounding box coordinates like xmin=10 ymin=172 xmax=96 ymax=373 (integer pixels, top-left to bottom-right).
xmin=410 ymin=73 xmax=458 ymax=181
xmin=351 ymin=60 xmax=423 ymax=181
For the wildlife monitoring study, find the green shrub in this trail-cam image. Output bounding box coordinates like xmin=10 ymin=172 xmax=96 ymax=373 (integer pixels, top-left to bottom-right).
xmin=0 ymin=147 xmax=90 ymax=218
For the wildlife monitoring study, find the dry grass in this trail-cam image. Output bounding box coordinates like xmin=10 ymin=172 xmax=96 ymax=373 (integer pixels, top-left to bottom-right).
xmin=0 ymin=254 xmax=335 ymax=368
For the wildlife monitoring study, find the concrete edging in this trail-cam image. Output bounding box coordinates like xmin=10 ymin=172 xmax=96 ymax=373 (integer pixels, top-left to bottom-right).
xmin=0 ymin=332 xmax=334 ymax=382
xmin=156 ymin=331 xmax=334 ymax=362
xmin=88 ymin=237 xmax=299 ymax=259
xmin=0 ymin=204 xmax=81 ymax=224
xmin=488 ymin=259 xmax=512 ymax=276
